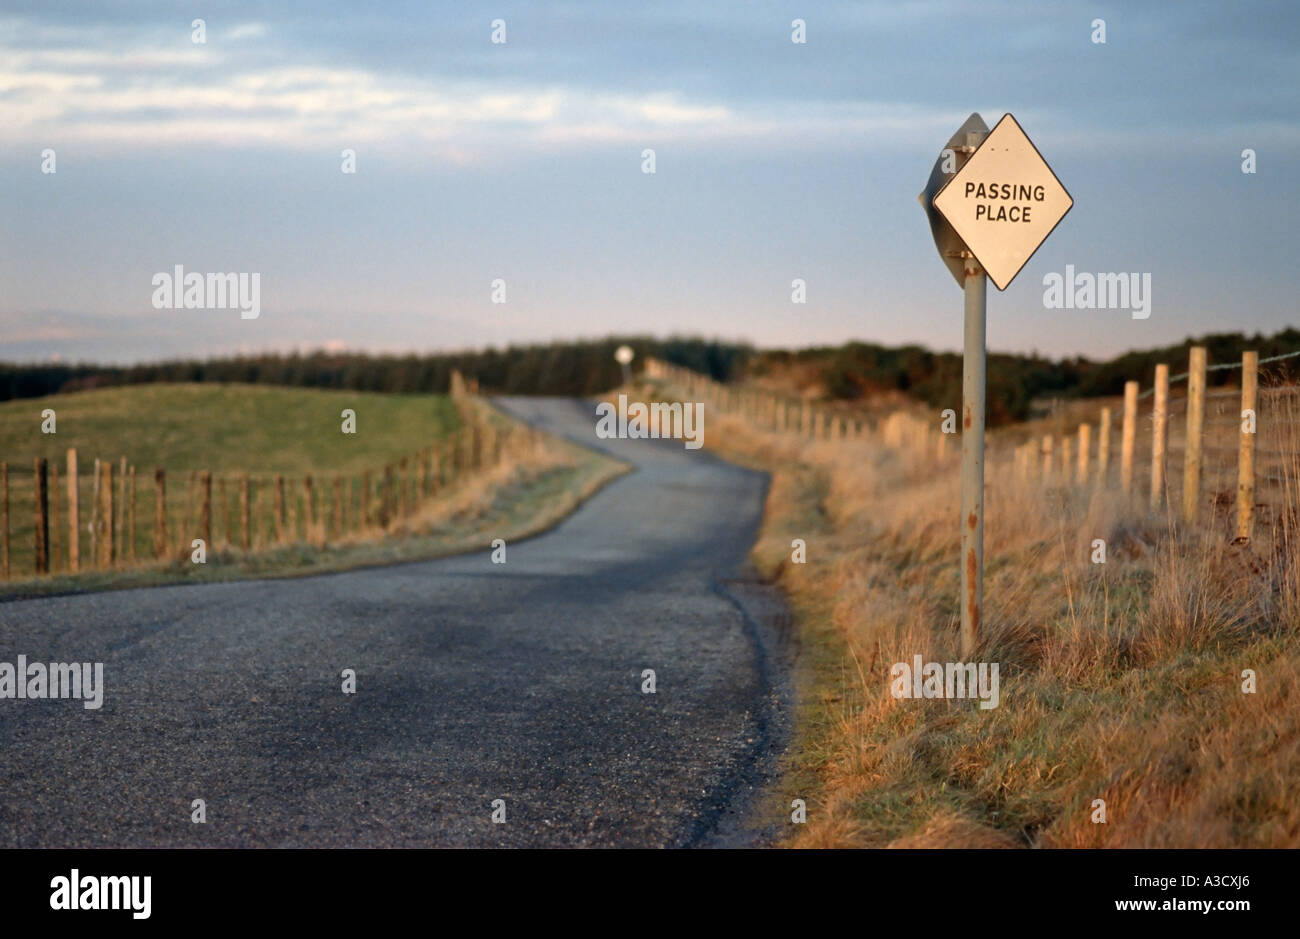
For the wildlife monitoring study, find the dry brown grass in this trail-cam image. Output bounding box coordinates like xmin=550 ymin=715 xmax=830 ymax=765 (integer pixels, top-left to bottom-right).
xmin=692 ymin=384 xmax=1300 ymax=849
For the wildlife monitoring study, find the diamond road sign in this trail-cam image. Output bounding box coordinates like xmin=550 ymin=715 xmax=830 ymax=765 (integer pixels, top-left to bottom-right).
xmin=932 ymin=113 xmax=1072 ymax=290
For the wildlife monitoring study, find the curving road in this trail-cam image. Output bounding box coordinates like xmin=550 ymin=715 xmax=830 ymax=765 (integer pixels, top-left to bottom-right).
xmin=0 ymin=397 xmax=792 ymax=848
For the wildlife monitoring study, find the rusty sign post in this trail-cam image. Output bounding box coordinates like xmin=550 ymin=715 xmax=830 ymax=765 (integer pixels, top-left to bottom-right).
xmin=921 ymin=113 xmax=1073 ymax=656
xmin=958 ymin=254 xmax=987 ymax=658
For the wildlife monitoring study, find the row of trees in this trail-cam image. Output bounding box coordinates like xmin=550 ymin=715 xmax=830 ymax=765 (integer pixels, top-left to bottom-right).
xmin=746 ymin=329 xmax=1300 ymax=425
xmin=3 ymin=330 xmax=1295 ymax=428
xmin=0 ymin=337 xmax=753 ymax=402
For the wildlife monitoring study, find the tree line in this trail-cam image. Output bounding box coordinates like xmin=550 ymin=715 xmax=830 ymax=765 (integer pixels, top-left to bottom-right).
xmin=0 ymin=337 xmax=752 ymax=402
xmin=2 ymin=329 xmax=1295 ymax=427
xmin=748 ymin=328 xmax=1300 ymax=425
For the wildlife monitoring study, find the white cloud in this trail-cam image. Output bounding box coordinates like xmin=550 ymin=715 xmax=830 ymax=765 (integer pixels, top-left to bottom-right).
xmin=226 ymin=22 xmax=269 ymax=41
xmin=0 ymin=23 xmax=961 ymax=161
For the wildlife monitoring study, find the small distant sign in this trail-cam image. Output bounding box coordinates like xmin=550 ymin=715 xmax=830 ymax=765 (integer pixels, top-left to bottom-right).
xmin=932 ymin=114 xmax=1073 ymax=290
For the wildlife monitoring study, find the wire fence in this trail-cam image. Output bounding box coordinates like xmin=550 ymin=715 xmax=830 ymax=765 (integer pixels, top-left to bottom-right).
xmin=647 ymin=346 xmax=1300 ymax=544
xmin=0 ymin=381 xmax=545 ymax=582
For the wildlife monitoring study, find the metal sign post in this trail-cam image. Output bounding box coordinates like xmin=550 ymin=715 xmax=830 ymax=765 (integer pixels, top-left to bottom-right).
xmin=961 ymin=254 xmax=986 ymax=657
xmin=921 ymin=113 xmax=1072 ymax=657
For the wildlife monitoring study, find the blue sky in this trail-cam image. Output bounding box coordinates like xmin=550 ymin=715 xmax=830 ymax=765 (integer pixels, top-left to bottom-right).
xmin=1 ymin=0 xmax=1297 ymax=364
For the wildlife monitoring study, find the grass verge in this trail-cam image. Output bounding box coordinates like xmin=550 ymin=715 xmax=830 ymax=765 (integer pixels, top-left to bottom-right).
xmin=681 ymin=387 xmax=1300 ymax=848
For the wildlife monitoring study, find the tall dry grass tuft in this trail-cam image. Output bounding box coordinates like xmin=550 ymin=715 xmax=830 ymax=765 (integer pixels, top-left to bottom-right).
xmin=1138 ymin=535 xmax=1269 ymax=664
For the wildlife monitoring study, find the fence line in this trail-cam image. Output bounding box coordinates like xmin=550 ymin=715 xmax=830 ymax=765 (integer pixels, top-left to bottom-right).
xmin=0 ymin=378 xmax=547 ymax=582
xmin=646 ymin=346 xmax=1300 ymax=545
xmin=1137 ymin=347 xmax=1300 ymax=399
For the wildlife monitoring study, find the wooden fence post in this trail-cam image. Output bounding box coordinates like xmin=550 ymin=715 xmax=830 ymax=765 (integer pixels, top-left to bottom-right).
xmin=302 ymin=475 xmax=315 ymax=541
xmin=1120 ymin=380 xmax=1138 ymax=494
xmin=252 ymin=479 xmax=265 ymax=548
xmin=0 ymin=463 xmax=7 ymax=579
xmin=1077 ymin=424 xmax=1090 ymax=485
xmin=1042 ymin=435 xmax=1053 ymax=479
xmin=200 ymin=471 xmax=212 ymax=550
xmin=383 ymin=465 xmax=394 ymax=528
xmin=127 ymin=465 xmax=136 ymax=562
xmin=154 ymin=469 xmax=167 ymax=558
xmin=218 ymin=477 xmax=229 ymax=548
xmin=117 ymin=456 xmax=126 ymax=562
xmin=1183 ymin=346 xmax=1207 ymax=524
xmin=67 ymin=449 xmax=79 ymax=573
xmin=91 ymin=458 xmax=101 ymax=566
xmin=1098 ymin=407 xmax=1111 ymax=482
xmin=1237 ymin=350 xmax=1258 ymax=541
xmin=182 ymin=471 xmax=196 ymax=556
xmin=399 ymin=458 xmax=410 ymax=517
xmin=98 ymin=460 xmax=114 ymax=568
xmin=1061 ymin=436 xmax=1072 ymax=481
xmin=362 ymin=470 xmax=372 ymax=528
xmin=51 ymin=462 xmax=62 ymax=571
xmin=332 ymin=475 xmax=342 ymax=540
xmin=275 ymin=476 xmax=286 ymax=543
xmin=240 ymin=475 xmax=251 ymax=550
xmin=1150 ymin=363 xmax=1169 ymax=509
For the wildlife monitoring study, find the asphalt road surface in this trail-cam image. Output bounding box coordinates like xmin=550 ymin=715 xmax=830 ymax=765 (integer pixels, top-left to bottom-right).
xmin=0 ymin=397 xmax=793 ymax=847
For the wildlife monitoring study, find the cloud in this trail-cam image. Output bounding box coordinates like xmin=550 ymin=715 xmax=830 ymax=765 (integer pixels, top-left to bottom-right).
xmin=226 ymin=22 xmax=269 ymax=41
xmin=0 ymin=15 xmax=968 ymax=161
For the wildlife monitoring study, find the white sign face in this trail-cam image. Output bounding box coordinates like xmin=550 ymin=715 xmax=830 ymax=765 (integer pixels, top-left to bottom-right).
xmin=614 ymin=345 xmax=634 ymax=365
xmin=932 ymin=114 xmax=1072 ymax=291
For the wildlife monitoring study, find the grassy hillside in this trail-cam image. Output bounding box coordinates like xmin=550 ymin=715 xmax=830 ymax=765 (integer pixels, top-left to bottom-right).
xmin=0 ymin=383 xmax=460 ymax=474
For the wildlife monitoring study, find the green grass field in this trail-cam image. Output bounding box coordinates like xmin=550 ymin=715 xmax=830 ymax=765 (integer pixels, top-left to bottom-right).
xmin=0 ymin=383 xmax=463 ymax=579
xmin=0 ymin=383 xmax=461 ymax=475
